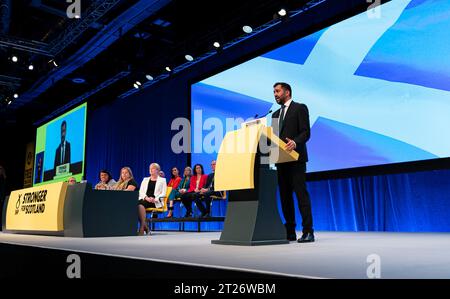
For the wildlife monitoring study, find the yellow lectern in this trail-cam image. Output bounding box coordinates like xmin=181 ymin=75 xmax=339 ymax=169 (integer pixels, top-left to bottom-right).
xmin=212 ymin=119 xmax=298 ymax=246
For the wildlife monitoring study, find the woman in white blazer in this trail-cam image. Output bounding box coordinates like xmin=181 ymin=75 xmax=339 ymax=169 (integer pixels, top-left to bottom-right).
xmin=137 ymin=163 xmax=167 ymax=235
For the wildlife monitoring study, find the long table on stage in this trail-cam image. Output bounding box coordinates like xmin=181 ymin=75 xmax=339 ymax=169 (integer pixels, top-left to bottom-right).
xmin=2 ymin=182 xmax=137 ymax=237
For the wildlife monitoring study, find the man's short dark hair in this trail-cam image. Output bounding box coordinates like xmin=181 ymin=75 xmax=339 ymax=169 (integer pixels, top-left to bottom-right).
xmin=273 ymin=82 xmax=292 ymax=97
xmin=61 ymin=120 xmax=67 ymax=128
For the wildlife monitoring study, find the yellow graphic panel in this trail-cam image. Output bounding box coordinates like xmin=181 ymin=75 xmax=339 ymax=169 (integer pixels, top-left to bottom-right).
xmin=6 ymin=182 xmax=68 ymax=231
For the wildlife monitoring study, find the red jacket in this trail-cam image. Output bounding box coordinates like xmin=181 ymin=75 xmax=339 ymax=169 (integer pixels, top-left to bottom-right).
xmin=168 ymin=176 xmax=181 ymax=189
xmin=188 ymin=174 xmax=208 ymax=192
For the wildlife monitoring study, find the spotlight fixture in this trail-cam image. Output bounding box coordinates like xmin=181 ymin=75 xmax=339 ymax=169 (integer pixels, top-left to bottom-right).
xmin=185 ymin=54 xmax=194 ymax=62
xmin=278 ymin=8 xmax=287 ymax=17
xmin=213 ymin=42 xmax=221 ymax=48
xmin=165 ymin=66 xmax=172 ymax=72
xmin=13 ymin=93 xmax=19 ymax=99
xmin=72 ymin=78 xmax=86 ymax=84
xmin=133 ymin=80 xmax=142 ymax=89
xmin=242 ymin=25 xmax=253 ymax=34
xmin=145 ymin=74 xmax=154 ymax=81
xmin=49 ymin=59 xmax=58 ymax=67
xmin=28 ymin=64 xmax=34 ymax=70
xmin=11 ymin=56 xmax=18 ymax=62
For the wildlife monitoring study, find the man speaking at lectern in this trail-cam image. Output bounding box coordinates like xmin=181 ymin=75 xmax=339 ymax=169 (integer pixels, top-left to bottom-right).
xmin=272 ymin=82 xmax=314 ymax=243
xmin=54 ymin=120 xmax=71 ymax=170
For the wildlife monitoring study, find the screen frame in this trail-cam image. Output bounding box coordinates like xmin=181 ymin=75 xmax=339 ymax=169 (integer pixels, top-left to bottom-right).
xmin=33 ymin=102 xmax=88 ymax=186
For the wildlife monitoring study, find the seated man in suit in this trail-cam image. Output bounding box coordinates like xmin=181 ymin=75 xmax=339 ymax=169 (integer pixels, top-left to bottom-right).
xmin=193 ymin=160 xmax=222 ymax=218
xmin=54 ymin=120 xmax=71 ymax=170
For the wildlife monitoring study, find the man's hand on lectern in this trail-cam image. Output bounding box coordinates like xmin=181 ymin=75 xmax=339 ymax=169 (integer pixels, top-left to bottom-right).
xmin=285 ymin=137 xmax=296 ymax=152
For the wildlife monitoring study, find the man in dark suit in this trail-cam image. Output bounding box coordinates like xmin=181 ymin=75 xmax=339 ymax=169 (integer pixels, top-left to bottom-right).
xmin=54 ymin=120 xmax=71 ymax=170
xmin=272 ymin=82 xmax=314 ymax=243
xmin=35 ymin=156 xmax=43 ymax=183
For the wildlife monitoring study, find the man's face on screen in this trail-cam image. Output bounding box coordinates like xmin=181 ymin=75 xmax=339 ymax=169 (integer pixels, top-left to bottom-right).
xmin=61 ymin=123 xmax=66 ymax=143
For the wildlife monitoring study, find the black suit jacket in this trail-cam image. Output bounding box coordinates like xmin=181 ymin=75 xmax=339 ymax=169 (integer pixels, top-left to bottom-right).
xmin=205 ymin=173 xmax=215 ymax=191
xmin=54 ymin=141 xmax=71 ymax=169
xmin=272 ymin=101 xmax=310 ymax=163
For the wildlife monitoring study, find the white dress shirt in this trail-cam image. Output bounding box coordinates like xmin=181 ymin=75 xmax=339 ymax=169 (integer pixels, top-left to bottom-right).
xmin=279 ymin=98 xmax=296 ymax=149
xmin=278 ymin=98 xmax=293 ymax=126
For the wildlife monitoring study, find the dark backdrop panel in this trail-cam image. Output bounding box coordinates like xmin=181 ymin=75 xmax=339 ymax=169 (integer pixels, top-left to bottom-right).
xmin=85 ymin=76 xmax=189 ymax=186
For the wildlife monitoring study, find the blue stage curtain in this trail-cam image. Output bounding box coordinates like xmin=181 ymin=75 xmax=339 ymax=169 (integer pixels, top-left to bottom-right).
xmin=85 ymin=78 xmax=188 ymax=193
xmin=292 ymin=169 xmax=450 ymax=232
xmin=156 ymin=168 xmax=450 ymax=233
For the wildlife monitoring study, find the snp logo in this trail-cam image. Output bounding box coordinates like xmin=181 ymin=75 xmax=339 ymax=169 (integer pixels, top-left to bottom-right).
xmin=66 ymin=0 xmax=81 ymax=19
xmin=15 ymin=194 xmax=22 ymax=215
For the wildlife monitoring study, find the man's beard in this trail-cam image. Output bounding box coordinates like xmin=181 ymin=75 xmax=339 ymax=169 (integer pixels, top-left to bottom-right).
xmin=276 ymin=96 xmax=285 ymax=105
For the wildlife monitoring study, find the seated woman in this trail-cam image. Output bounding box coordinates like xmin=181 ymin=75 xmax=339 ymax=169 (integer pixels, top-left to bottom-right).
xmin=137 ymin=163 xmax=167 ymax=235
xmin=173 ymin=166 xmax=192 ymax=200
xmin=94 ymin=169 xmax=116 ymax=190
xmin=166 ymin=167 xmax=182 ymax=218
xmin=194 ymin=160 xmax=222 ymax=218
xmin=113 ymin=167 xmax=138 ymax=191
xmin=180 ymin=164 xmax=208 ymax=218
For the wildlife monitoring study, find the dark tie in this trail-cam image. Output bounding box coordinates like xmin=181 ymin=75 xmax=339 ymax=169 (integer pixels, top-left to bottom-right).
xmin=279 ymin=104 xmax=286 ymax=133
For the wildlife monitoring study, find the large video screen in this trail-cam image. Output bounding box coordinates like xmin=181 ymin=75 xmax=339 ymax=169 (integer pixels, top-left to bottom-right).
xmin=191 ymin=0 xmax=450 ymax=173
xmin=33 ymin=103 xmax=87 ymax=185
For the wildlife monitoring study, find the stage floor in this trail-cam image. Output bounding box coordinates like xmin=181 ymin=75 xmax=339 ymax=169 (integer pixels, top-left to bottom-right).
xmin=1 ymin=231 xmax=450 ymax=279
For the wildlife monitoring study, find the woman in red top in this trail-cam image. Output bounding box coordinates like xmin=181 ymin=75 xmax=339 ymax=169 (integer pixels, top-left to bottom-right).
xmin=181 ymin=164 xmax=208 ymax=217
xmin=166 ymin=167 xmax=182 ymax=218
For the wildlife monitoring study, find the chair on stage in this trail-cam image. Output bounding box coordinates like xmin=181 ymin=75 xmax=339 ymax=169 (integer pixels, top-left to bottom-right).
xmin=188 ymin=190 xmax=228 ymax=217
xmin=208 ymin=191 xmax=227 ymax=217
xmin=146 ymin=187 xmax=172 ymax=232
